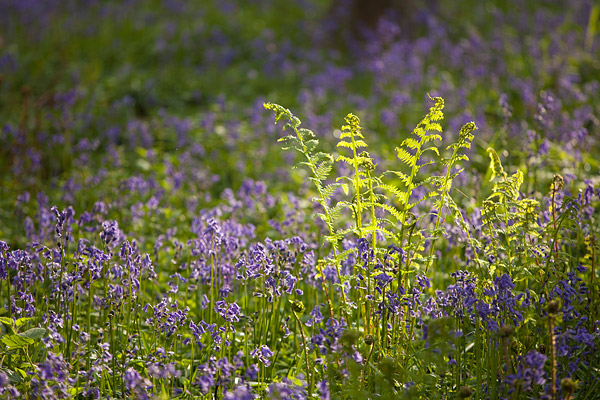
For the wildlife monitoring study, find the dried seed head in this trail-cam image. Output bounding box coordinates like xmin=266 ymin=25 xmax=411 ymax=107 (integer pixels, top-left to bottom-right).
xmin=459 ymin=386 xmax=473 ymax=398
xmin=539 ymin=344 xmax=547 ymax=354
xmin=379 ymin=357 xmax=396 ymax=382
xmin=561 ymin=378 xmax=577 ymax=394
xmin=499 ymin=325 xmax=514 ymax=339
xmin=341 ymin=329 xmax=360 ymax=347
xmin=547 ymin=300 xmax=560 ymax=315
xmin=291 ymin=300 xmax=305 ymax=314
xmin=551 ymin=174 xmax=564 ymax=193
xmin=364 ymin=335 xmax=374 ymax=346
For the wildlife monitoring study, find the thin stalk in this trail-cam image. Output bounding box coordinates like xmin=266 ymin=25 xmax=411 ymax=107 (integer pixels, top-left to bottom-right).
xmin=367 ymin=170 xmax=378 ymax=335
xmin=426 ymin=144 xmax=463 ymax=273
xmin=484 ymin=207 xmax=500 ymax=278
xmin=285 ymin=110 xmax=348 ymax=310
xmin=549 ymin=314 xmax=557 ymax=400
xmin=1 ymin=248 xmax=9 ymax=316
xmin=476 ymin=314 xmax=483 ymax=400
xmin=348 ymin=129 xmax=364 ymax=239
xmin=292 ymin=309 xmax=312 ymax=397
xmin=244 ymin=282 xmax=250 ymax=367
xmin=501 ymin=196 xmax=514 ymax=275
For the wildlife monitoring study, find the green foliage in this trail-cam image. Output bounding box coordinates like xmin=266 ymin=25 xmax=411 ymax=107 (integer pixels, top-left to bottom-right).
xmin=386 ymin=96 xmax=444 ymax=216
xmin=482 ymin=147 xmax=546 ymax=278
xmin=425 ymin=119 xmax=478 ymax=273
xmin=0 ymin=317 xmax=46 ymax=350
xmin=265 ymin=102 xmax=350 ymax=310
xmin=1 ymin=1 xmax=599 ymax=398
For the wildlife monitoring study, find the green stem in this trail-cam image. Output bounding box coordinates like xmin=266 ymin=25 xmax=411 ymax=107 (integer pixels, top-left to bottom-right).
xmin=549 ymin=314 xmax=557 ymax=400
xmin=292 ymin=310 xmax=312 ymax=397
xmin=426 ymin=146 xmax=461 ymax=273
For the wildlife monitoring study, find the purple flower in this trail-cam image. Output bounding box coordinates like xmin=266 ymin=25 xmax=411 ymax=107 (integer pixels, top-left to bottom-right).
xmin=0 ymin=370 xmax=9 ymax=387
xmin=505 ymin=351 xmax=548 ymax=394
xmin=124 ymin=368 xmax=151 ymax=400
xmin=416 ymin=275 xmax=431 ymax=289
xmin=215 ymin=300 xmax=241 ymax=323
xmin=124 ymin=368 xmax=142 ymax=390
xmin=306 ymin=305 xmax=325 ymax=327
xmin=267 ymin=377 xmax=307 ymax=399
xmin=196 ymin=374 xmax=214 ymax=395
xmin=245 ymin=364 xmax=259 ymax=380
xmin=224 ymin=385 xmax=256 ymax=400
xmin=148 ymin=362 xmax=180 ymax=379
xmin=357 ymin=238 xmax=374 ymax=265
xmin=252 ymin=345 xmax=274 ymax=367
xmin=100 ymin=220 xmax=121 ymax=246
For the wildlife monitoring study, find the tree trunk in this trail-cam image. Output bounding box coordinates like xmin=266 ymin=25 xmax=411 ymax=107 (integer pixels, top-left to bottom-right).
xmin=327 ymin=0 xmax=421 ymax=41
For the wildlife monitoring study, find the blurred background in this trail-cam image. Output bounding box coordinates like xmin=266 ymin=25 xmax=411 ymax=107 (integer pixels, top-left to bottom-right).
xmin=0 ymin=0 xmax=598 ymax=245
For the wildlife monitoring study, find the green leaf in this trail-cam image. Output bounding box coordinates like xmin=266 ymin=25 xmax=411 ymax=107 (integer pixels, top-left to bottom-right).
xmin=15 ymin=317 xmax=35 ymax=329
xmin=68 ymin=387 xmax=85 ymax=397
xmin=487 ymin=147 xmax=506 ymax=180
xmin=341 ymin=183 xmax=349 ymax=195
xmin=1 ymin=333 xmax=34 ymax=348
xmin=0 ymin=317 xmax=15 ymax=336
xmin=19 ymin=327 xmax=47 ymax=340
xmin=1 ymin=367 xmax=23 ymax=384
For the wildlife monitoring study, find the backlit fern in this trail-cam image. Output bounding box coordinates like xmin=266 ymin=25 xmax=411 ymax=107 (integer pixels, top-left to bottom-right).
xmin=264 ymin=102 xmax=349 ymax=310
xmin=425 ymin=121 xmax=478 ymax=273
xmin=386 ymin=95 xmax=444 ymax=226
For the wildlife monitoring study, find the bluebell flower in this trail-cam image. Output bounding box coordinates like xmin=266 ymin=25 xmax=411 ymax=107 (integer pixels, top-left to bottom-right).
xmin=100 ymin=220 xmax=121 ymax=246
xmin=505 ymin=351 xmax=548 ymax=394
xmin=252 ymin=345 xmax=274 ymax=367
xmin=224 ymin=385 xmax=256 ymax=400
xmin=306 ymin=305 xmax=325 ymax=327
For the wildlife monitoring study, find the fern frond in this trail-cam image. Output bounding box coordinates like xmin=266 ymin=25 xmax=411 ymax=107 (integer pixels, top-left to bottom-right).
xmin=422 ymin=175 xmax=444 ymax=187
xmin=320 ymin=183 xmax=340 ymax=202
xmin=362 ymin=225 xmax=397 ymax=239
xmin=487 ymin=147 xmax=507 ymax=180
xmin=336 ymin=248 xmax=357 ymax=261
xmin=336 ymin=155 xmax=354 ymax=165
xmin=328 ymin=202 xmax=347 ymax=221
xmin=402 ymin=137 xmax=420 ymax=149
xmin=383 ymin=171 xmax=412 ymax=188
xmin=314 ymin=161 xmax=333 ymax=181
xmin=378 ymin=182 xmax=406 ymax=200
xmin=508 ymin=170 xmax=524 ymax=199
xmin=298 ymin=127 xmax=315 ymax=140
xmin=414 ymin=160 xmax=435 ymax=173
xmin=376 ymin=217 xmax=395 ymax=227
xmin=334 ymin=226 xmax=358 ymax=238
xmin=395 ymin=147 xmax=417 ymax=168
xmin=421 ymin=146 xmax=440 ymax=156
xmin=277 ymin=134 xmax=298 ymax=143
xmin=420 ymin=133 xmax=443 ymax=144
xmin=373 ymin=203 xmax=403 ymax=221
xmin=336 ymin=141 xmax=354 ymax=149
xmin=354 ymin=140 xmax=368 ymax=148
xmin=407 ymin=190 xmax=437 ymax=210
xmin=264 ymin=102 xmax=297 ymax=127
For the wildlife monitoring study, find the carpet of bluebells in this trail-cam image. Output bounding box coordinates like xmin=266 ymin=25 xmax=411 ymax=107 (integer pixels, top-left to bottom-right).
xmin=1 ymin=1 xmax=599 ymax=399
